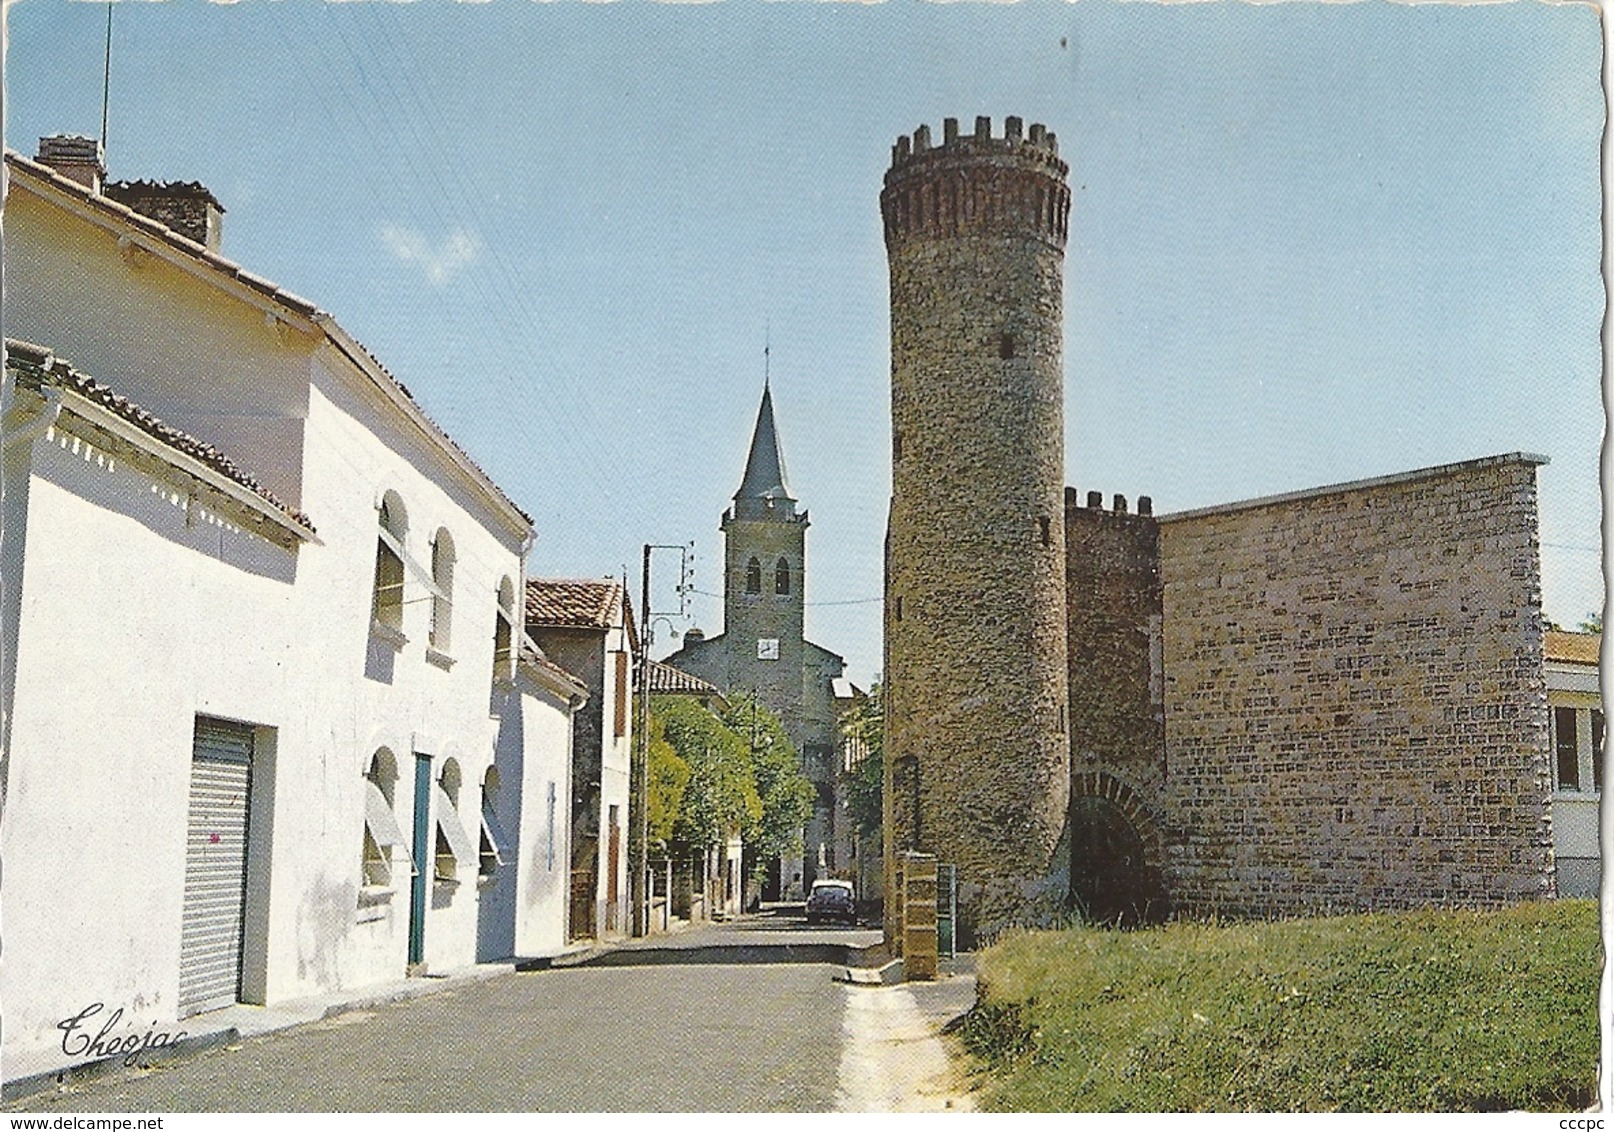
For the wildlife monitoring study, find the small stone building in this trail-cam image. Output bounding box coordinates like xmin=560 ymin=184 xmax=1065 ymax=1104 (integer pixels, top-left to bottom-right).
xmin=1545 ymin=629 xmax=1601 ymax=897
xmin=524 ymin=578 xmax=637 ymax=940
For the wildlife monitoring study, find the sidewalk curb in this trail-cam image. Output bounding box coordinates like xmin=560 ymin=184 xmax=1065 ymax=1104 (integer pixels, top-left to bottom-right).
xmin=3 ymin=958 xmax=545 ymax=1106
xmin=317 ymin=962 xmax=515 ymax=1019
xmin=836 ymin=958 xmax=906 ymax=986
xmin=2 ymin=1027 xmax=242 ymax=1105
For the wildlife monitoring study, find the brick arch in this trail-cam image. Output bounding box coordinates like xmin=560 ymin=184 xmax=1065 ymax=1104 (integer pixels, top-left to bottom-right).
xmin=1071 ymin=771 xmax=1163 ymax=859
xmin=1069 ymin=771 xmax=1170 ymax=925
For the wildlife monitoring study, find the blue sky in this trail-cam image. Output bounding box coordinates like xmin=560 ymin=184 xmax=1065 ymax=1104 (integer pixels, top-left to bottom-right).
xmin=6 ymin=0 xmax=1603 ymax=685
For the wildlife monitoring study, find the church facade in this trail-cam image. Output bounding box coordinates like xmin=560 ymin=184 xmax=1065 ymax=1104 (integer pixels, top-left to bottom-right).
xmin=663 ymin=385 xmax=847 ymax=897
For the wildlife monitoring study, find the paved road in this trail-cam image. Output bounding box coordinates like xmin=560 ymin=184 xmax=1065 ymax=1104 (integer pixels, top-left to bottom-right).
xmin=11 ymin=912 xmax=893 ymax=1112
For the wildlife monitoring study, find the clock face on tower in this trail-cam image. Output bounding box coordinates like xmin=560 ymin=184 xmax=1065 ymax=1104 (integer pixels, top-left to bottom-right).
xmin=757 ymin=638 xmax=780 ymax=661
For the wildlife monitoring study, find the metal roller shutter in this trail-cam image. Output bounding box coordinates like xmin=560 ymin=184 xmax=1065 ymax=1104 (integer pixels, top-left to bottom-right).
xmin=179 ymin=718 xmax=254 ymax=1017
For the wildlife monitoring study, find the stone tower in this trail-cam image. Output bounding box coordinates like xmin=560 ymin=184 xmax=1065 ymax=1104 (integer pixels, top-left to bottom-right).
xmin=665 ymin=381 xmax=849 ymax=895
xmin=881 ymin=115 xmax=1073 ymax=944
xmin=720 ymin=381 xmax=809 ymax=725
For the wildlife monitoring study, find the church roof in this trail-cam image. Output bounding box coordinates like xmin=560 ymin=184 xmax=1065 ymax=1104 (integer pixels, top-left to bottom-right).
xmin=732 ymin=383 xmax=797 ymax=520
xmin=646 ymin=658 xmax=728 ymax=708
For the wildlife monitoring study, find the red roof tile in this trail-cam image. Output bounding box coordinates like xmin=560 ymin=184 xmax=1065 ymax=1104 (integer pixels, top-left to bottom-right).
xmin=525 ymin=578 xmax=626 ymax=630
xmin=646 ymin=658 xmax=723 ymax=699
xmin=1546 ymin=629 xmax=1600 ymax=667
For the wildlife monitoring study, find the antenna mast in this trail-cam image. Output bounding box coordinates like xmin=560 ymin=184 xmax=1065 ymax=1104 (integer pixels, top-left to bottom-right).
xmin=100 ymin=2 xmax=113 ymax=155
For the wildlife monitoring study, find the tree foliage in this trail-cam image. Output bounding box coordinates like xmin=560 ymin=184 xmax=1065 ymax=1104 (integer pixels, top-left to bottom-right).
xmin=654 ymin=696 xmax=761 ymax=849
xmin=720 ymin=693 xmax=816 ymax=861
xmin=840 ymin=682 xmax=884 ymax=837
xmin=645 ymin=713 xmax=690 ymax=849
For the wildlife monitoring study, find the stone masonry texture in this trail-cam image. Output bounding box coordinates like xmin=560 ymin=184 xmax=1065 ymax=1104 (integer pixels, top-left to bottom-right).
xmin=882 ymin=116 xmax=1073 ymax=944
xmin=1155 ymin=455 xmax=1552 ymax=915
xmin=1064 ymin=491 xmax=1170 ymax=920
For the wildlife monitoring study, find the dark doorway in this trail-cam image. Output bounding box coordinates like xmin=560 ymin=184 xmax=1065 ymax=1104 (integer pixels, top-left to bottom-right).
xmin=1069 ymin=795 xmax=1167 ymax=926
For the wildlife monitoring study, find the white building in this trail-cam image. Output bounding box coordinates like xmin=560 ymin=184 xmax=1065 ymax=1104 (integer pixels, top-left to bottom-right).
xmin=1545 ymin=629 xmax=1601 ymax=898
xmin=524 ymin=579 xmax=636 ymax=940
xmin=1 ymin=137 xmax=586 ymax=1068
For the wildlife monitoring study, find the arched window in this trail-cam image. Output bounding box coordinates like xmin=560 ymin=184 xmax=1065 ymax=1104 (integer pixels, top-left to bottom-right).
xmin=492 ymin=577 xmax=515 ymax=678
xmin=479 ymin=767 xmax=505 ymax=879
xmin=372 ymin=492 xmax=408 ymax=630
xmin=361 ymin=749 xmax=404 ymax=887
xmin=745 ymin=557 xmax=762 ymax=595
xmin=429 ymin=529 xmax=455 ymax=651
xmin=775 ymin=558 xmax=792 ymax=596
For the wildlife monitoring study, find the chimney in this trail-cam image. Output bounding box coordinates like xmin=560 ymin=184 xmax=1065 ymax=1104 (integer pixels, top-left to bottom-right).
xmin=36 ymin=135 xmax=105 ymax=193
xmin=103 ymin=180 xmax=226 ymax=253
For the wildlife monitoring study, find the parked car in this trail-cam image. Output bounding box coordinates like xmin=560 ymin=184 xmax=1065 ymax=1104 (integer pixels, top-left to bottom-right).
xmin=805 ymin=879 xmax=857 ymax=925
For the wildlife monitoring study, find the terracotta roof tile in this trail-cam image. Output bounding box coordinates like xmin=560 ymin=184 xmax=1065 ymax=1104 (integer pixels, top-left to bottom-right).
xmin=1546 ymin=629 xmax=1600 ymax=667
xmin=5 ymin=338 xmax=314 ymax=532
xmin=646 ymin=658 xmax=723 ymax=698
xmin=525 ymin=578 xmax=625 ymax=630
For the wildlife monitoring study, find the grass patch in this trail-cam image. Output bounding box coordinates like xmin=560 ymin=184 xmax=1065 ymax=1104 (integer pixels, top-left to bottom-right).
xmin=965 ymin=900 xmax=1600 ymax=1112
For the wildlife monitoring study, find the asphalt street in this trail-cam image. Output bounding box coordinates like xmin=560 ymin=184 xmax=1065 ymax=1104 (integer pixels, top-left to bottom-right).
xmin=10 ymin=912 xmax=898 ymax=1112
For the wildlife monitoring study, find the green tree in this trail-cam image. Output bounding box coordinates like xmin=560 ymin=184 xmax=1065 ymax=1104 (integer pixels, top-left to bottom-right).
xmin=655 ymin=696 xmax=761 ymax=848
xmin=645 ymin=713 xmax=690 ymax=849
xmin=841 ymin=682 xmax=883 ymax=837
xmin=1578 ymin=611 xmax=1602 ymax=634
xmin=721 ymin=694 xmax=816 ymax=862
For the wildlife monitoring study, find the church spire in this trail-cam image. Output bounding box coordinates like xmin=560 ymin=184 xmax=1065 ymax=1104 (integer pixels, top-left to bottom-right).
xmin=732 ymin=378 xmax=798 ymax=521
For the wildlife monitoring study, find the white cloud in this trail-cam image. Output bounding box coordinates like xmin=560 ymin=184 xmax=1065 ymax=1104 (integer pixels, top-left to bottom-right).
xmin=378 ymin=224 xmax=483 ymax=286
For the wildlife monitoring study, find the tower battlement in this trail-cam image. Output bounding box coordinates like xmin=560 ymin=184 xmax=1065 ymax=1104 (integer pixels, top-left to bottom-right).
xmin=882 ymin=116 xmax=1071 ymax=249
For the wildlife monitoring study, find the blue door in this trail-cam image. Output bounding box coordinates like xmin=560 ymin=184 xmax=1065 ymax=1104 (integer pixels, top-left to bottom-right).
xmin=408 ymin=753 xmax=431 ymax=966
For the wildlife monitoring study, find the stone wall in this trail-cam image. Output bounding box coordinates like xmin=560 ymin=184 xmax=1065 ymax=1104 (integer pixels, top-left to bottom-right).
xmin=1064 ymin=489 xmax=1170 ymax=921
xmin=1156 ymin=453 xmax=1553 ymax=915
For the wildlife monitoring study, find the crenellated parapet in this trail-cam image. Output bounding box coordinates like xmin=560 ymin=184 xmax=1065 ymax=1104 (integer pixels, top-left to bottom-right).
xmin=882 ymin=116 xmax=1071 ymax=250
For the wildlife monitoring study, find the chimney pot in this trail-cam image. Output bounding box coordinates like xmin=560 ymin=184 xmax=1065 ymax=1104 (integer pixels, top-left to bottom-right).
xmin=103 ymin=180 xmax=227 ymax=253
xmin=1086 ymin=490 xmax=1103 ymax=509
xmin=1139 ymin=495 xmax=1154 ymax=516
xmin=36 ymin=134 xmax=105 ymax=193
xmin=1113 ymin=493 xmax=1128 ymax=513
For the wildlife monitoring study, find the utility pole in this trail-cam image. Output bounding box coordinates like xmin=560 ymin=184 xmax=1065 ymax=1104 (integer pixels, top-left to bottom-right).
xmin=632 ymin=546 xmax=651 ymax=937
xmin=631 ymin=542 xmax=693 ymax=937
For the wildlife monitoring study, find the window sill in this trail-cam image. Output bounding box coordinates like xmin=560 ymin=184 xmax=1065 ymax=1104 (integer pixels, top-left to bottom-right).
xmin=357 ymin=885 xmax=394 ymax=923
xmin=370 ymin=620 xmax=408 ymax=650
xmin=425 ymin=647 xmax=456 ymax=671
xmin=477 ymin=872 xmax=498 ymax=890
xmin=434 ymin=876 xmax=462 ymax=891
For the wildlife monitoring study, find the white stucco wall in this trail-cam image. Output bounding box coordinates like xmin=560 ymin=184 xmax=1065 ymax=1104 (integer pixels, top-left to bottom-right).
xmin=3 ymin=165 xmax=578 ymax=1065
